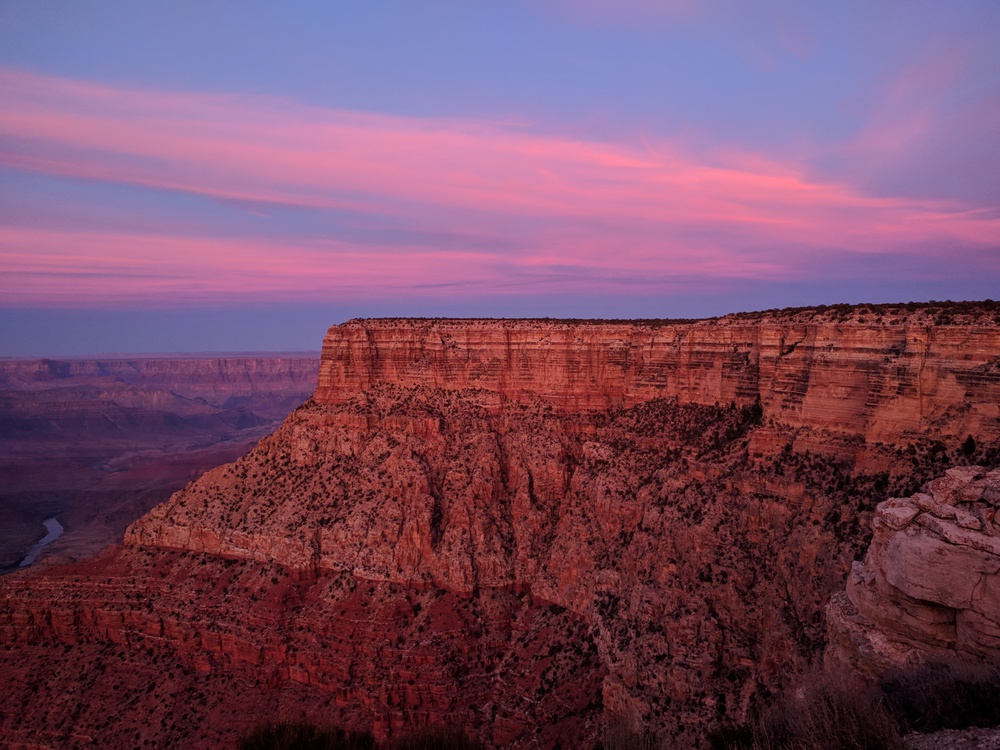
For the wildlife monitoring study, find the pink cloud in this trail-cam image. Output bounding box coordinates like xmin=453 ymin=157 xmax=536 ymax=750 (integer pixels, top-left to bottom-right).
xmin=0 ymin=227 xmax=512 ymax=305
xmin=0 ymin=68 xmax=996 ymax=306
xmin=841 ymin=51 xmax=965 ymax=167
xmin=824 ymin=41 xmax=1000 ymax=208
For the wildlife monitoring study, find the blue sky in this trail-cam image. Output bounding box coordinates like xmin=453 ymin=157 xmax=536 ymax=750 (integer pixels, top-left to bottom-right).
xmin=1 ymin=1 xmax=998 ymax=354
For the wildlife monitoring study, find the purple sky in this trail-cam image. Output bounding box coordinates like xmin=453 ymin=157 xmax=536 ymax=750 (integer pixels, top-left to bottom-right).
xmin=1 ymin=1 xmax=998 ymax=355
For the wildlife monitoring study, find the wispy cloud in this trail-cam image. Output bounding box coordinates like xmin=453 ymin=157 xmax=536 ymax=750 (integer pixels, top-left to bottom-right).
xmin=819 ymin=36 xmax=1000 ymax=207
xmin=0 ymin=68 xmax=996 ymax=306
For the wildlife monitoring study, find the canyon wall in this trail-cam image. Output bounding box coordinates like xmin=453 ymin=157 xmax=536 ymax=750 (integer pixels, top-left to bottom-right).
xmin=0 ymin=355 xmax=319 ymax=412
xmin=316 ymin=316 xmax=1000 ymax=442
xmin=0 ymin=354 xmax=319 ymax=570
xmin=133 ymin=311 xmax=1000 ymax=583
xmin=4 ymin=307 xmax=1000 ymax=747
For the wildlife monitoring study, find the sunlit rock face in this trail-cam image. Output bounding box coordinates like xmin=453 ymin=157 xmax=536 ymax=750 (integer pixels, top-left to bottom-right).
xmin=131 ymin=312 xmax=1000 ymax=592
xmin=4 ymin=305 xmax=1000 ymax=748
xmin=315 ymin=315 xmax=1000 ymax=441
xmin=828 ymin=466 xmax=1000 ymax=674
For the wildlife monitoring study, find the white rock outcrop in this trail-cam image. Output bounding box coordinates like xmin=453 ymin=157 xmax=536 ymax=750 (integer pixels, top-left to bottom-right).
xmin=828 ymin=467 xmax=1000 ymax=675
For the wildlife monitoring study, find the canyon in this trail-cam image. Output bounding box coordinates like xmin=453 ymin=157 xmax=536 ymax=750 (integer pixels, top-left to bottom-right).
xmin=0 ymin=355 xmax=319 ymax=572
xmin=1 ymin=302 xmax=998 ymax=748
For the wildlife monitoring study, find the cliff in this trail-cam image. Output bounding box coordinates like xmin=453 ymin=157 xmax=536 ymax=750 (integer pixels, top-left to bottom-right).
xmin=0 ymin=354 xmax=320 ymax=418
xmin=3 ymin=305 xmax=999 ymax=747
xmin=316 ymin=316 xmax=1000 ymax=442
xmin=827 ymin=465 xmax=1000 ymax=675
xmin=131 ymin=314 xmax=1000 ymax=583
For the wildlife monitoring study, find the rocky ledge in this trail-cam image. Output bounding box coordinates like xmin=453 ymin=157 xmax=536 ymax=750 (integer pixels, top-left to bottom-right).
xmin=828 ymin=466 xmax=1000 ymax=675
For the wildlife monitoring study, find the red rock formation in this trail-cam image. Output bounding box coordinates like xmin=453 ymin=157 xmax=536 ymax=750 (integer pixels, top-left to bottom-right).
xmin=0 ymin=547 xmax=603 ymax=748
xmin=2 ymin=305 xmax=999 ymax=748
xmin=316 ymin=315 xmax=1000 ymax=441
xmin=828 ymin=466 xmax=1000 ymax=675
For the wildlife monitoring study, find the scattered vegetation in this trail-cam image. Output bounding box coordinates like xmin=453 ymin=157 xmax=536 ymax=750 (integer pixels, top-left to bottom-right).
xmin=880 ymin=657 xmax=1000 ymax=733
xmin=239 ymin=724 xmax=483 ymax=750
xmin=750 ymin=672 xmax=902 ymax=750
xmin=347 ymin=316 xmax=713 ymax=326
xmin=351 ymin=299 xmax=1000 ymax=326
xmin=239 ymin=721 xmax=374 ymax=750
xmin=729 ymin=299 xmax=999 ymax=324
xmin=707 ymin=656 xmax=1000 ymax=750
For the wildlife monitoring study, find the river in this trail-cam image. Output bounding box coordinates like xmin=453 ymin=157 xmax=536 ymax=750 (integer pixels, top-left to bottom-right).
xmin=18 ymin=517 xmax=65 ymax=568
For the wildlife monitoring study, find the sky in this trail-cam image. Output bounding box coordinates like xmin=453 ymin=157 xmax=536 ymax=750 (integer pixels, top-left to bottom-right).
xmin=1 ymin=1 xmax=998 ymax=355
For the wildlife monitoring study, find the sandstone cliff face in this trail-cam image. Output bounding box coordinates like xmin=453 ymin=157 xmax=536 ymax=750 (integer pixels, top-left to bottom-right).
xmin=828 ymin=466 xmax=1000 ymax=675
xmin=131 ymin=315 xmax=1000 ymax=591
xmin=3 ymin=309 xmax=999 ymax=748
xmin=316 ymin=317 xmax=1000 ymax=442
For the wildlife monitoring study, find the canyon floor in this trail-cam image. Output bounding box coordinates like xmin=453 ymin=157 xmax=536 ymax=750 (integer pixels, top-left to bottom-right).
xmin=0 ymin=355 xmax=319 ymax=572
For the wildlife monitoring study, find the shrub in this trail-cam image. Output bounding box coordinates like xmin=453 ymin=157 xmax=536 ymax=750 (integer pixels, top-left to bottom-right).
xmin=752 ymin=672 xmax=902 ymax=750
xmin=961 ymin=435 xmax=977 ymax=457
xmin=388 ymin=727 xmax=485 ymax=749
xmin=705 ymin=722 xmax=753 ymax=750
xmin=238 ymin=721 xmax=375 ymax=750
xmin=592 ymin=719 xmax=658 ymax=750
xmin=880 ymin=657 xmax=1000 ymax=732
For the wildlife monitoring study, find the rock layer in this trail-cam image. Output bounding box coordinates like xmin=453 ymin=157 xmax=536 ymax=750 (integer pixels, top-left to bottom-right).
xmin=3 ymin=306 xmax=1000 ymax=747
xmin=317 ymin=317 xmax=1000 ymax=441
xmin=828 ymin=466 xmax=1000 ymax=675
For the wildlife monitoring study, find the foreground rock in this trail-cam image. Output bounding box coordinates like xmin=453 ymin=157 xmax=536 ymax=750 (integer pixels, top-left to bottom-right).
xmin=0 ymin=548 xmax=602 ymax=747
xmin=828 ymin=466 xmax=1000 ymax=674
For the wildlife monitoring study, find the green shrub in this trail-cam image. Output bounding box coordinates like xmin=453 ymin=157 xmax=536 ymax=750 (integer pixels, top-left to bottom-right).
xmin=238 ymin=720 xmax=375 ymax=750
xmin=880 ymin=657 xmax=1000 ymax=732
